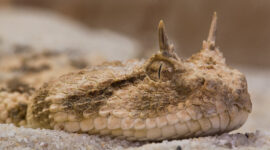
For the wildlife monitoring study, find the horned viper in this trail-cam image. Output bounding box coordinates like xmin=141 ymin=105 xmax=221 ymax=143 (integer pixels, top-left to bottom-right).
xmin=0 ymin=13 xmax=252 ymax=141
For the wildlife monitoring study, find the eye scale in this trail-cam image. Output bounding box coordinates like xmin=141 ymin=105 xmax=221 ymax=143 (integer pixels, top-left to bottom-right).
xmin=0 ymin=12 xmax=251 ymax=141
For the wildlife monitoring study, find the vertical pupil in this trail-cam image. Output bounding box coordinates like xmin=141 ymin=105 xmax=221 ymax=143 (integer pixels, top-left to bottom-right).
xmin=158 ymin=63 xmax=163 ymax=79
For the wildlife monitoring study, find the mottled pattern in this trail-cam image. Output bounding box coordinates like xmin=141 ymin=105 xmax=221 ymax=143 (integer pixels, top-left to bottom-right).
xmin=0 ymin=13 xmax=252 ymax=141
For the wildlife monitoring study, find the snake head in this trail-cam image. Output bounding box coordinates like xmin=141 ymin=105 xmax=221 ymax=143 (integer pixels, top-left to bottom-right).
xmin=144 ymin=12 xmax=251 ymax=134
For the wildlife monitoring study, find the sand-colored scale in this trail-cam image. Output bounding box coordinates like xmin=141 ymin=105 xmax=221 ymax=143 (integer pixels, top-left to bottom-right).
xmin=186 ymin=106 xmax=203 ymax=120
xmin=112 ymin=109 xmax=128 ymax=118
xmin=111 ymin=129 xmax=123 ymax=136
xmin=238 ymin=110 xmax=249 ymax=127
xmin=64 ymin=121 xmax=80 ymax=132
xmin=134 ymin=130 xmax=146 ymax=139
xmin=174 ymin=122 xmax=189 ymax=136
xmin=219 ymin=111 xmax=230 ymax=132
xmin=227 ymin=106 xmax=249 ymax=131
xmin=0 ymin=111 xmax=8 ymax=122
xmin=161 ymin=125 xmax=176 ymax=138
xmin=49 ymin=104 xmax=59 ymax=112
xmin=0 ymin=91 xmax=29 ymax=126
xmin=99 ymin=129 xmax=111 ymax=135
xmin=98 ymin=109 xmax=111 ymax=117
xmin=94 ymin=117 xmax=107 ymax=130
xmin=209 ymin=115 xmax=220 ymax=130
xmin=123 ymin=130 xmax=134 ymax=137
xmin=80 ymin=119 xmax=94 ymax=132
xmin=54 ymin=112 xmax=68 ymax=122
xmin=68 ymin=113 xmax=78 ymax=121
xmin=166 ymin=113 xmax=179 ymax=125
xmin=176 ymin=110 xmax=191 ymax=122
xmin=198 ymin=117 xmax=212 ymax=133
xmin=121 ymin=117 xmax=135 ymax=130
xmin=108 ymin=116 xmax=121 ymax=130
xmin=134 ymin=119 xmax=145 ymax=130
xmin=156 ymin=116 xmax=167 ymax=128
xmin=146 ymin=128 xmax=161 ymax=139
xmin=186 ymin=120 xmax=201 ymax=135
xmin=145 ymin=118 xmax=156 ymax=129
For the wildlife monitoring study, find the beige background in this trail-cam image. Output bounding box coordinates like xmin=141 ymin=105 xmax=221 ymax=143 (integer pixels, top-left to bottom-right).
xmin=2 ymin=0 xmax=270 ymax=68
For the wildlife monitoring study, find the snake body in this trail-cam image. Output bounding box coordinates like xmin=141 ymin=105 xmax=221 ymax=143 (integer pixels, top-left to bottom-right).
xmin=0 ymin=13 xmax=252 ymax=141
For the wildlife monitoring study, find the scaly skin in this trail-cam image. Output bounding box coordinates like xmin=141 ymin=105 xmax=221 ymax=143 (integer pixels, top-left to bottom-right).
xmin=0 ymin=13 xmax=252 ymax=141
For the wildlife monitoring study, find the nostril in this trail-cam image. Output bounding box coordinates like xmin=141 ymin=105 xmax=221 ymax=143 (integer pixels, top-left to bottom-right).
xmin=203 ymin=80 xmax=219 ymax=92
xmin=198 ymin=78 xmax=205 ymax=86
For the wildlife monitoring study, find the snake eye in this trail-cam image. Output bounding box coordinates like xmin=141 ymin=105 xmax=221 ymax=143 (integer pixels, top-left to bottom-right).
xmin=146 ymin=60 xmax=174 ymax=82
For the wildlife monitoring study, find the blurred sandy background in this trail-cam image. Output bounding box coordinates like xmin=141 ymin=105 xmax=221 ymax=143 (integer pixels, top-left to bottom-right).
xmin=2 ymin=0 xmax=270 ymax=68
xmin=0 ymin=0 xmax=269 ymax=134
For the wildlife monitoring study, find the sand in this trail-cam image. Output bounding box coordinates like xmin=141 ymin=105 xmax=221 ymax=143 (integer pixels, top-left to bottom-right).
xmin=0 ymin=124 xmax=268 ymax=150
